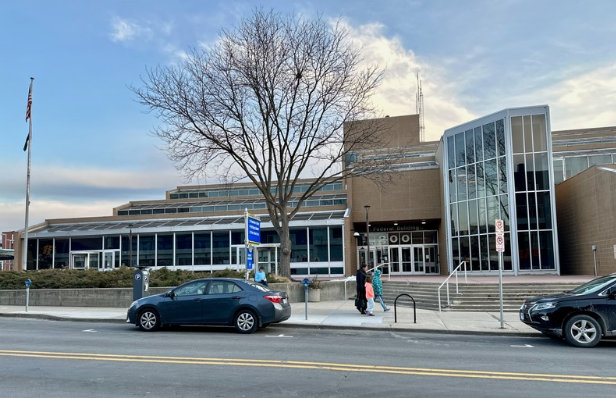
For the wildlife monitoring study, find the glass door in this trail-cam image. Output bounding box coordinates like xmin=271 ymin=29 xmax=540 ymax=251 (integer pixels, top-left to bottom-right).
xmin=401 ymin=246 xmax=413 ymax=272
xmin=101 ymin=251 xmax=115 ymax=271
xmin=388 ymin=247 xmax=400 ymax=274
xmin=425 ymin=246 xmax=439 ymax=274
xmin=413 ymin=246 xmax=425 ymax=273
xmin=231 ymin=245 xmax=246 ymax=272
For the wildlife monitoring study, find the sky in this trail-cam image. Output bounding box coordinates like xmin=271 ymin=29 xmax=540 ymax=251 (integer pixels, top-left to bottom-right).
xmin=1 ymin=0 xmax=616 ymax=237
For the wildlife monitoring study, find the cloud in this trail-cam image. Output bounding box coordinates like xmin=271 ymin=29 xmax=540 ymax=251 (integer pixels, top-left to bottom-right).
xmin=0 ymin=199 xmax=119 ymax=235
xmin=109 ymin=16 xmax=154 ymax=42
xmin=0 ymin=162 xmax=181 ymax=234
xmin=342 ymin=21 xmax=476 ymax=141
xmin=526 ymin=62 xmax=616 ymax=131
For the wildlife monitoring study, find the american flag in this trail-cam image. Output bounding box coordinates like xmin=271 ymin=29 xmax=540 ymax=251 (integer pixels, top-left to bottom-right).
xmin=25 ymin=80 xmax=33 ymax=122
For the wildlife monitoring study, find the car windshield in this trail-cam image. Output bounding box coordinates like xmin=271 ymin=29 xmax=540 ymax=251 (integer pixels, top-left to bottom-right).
xmin=569 ymin=275 xmax=616 ymax=295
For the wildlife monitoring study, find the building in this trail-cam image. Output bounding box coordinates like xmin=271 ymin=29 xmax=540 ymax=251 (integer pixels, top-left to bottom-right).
xmin=0 ymin=232 xmax=15 ymax=271
xmin=10 ymin=106 xmax=616 ymax=276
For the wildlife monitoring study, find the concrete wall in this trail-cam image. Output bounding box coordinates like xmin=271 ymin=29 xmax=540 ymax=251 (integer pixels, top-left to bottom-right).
xmin=0 ymin=281 xmax=356 ymax=307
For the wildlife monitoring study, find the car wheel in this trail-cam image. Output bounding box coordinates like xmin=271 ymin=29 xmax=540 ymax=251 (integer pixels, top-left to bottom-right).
xmin=234 ymin=309 xmax=258 ymax=334
xmin=564 ymin=315 xmax=601 ymax=348
xmin=138 ymin=308 xmax=161 ymax=332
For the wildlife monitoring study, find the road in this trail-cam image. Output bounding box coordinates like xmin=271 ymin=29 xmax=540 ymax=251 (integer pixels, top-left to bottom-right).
xmin=0 ymin=318 xmax=614 ymax=397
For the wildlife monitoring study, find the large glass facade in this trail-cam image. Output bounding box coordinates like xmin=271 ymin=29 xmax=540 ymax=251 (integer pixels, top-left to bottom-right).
xmin=446 ymin=118 xmax=511 ymax=272
xmin=23 ymin=225 xmax=345 ymax=276
xmin=444 ymin=107 xmax=557 ymax=274
xmin=511 ymin=114 xmax=555 ymax=270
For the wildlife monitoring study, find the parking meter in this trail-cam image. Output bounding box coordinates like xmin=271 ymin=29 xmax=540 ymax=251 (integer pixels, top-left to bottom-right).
xmin=133 ymin=269 xmax=150 ymax=301
xmin=301 ymin=278 xmax=312 ymax=320
xmin=25 ymin=278 xmax=32 ymax=312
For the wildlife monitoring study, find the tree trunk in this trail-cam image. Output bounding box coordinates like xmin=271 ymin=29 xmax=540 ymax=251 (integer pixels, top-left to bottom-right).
xmin=279 ymin=221 xmax=292 ymax=278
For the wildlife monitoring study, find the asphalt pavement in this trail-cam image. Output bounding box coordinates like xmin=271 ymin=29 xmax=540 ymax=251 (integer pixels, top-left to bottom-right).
xmin=0 ymin=298 xmax=539 ymax=336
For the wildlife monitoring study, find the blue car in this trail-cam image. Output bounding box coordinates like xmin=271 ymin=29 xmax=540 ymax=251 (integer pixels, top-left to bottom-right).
xmin=127 ymin=278 xmax=291 ymax=334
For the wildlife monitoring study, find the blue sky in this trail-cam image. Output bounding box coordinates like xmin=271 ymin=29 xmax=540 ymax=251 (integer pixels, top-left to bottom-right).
xmin=2 ymin=0 xmax=616 ymax=236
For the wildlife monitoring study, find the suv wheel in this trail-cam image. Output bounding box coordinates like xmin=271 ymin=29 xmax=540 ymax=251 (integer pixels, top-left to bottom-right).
xmin=564 ymin=315 xmax=601 ymax=348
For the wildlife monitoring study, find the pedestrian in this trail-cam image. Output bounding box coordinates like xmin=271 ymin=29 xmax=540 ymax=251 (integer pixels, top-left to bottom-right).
xmin=372 ymin=269 xmax=390 ymax=312
xmin=254 ymin=266 xmax=268 ymax=287
xmin=365 ymin=274 xmax=375 ymax=316
xmin=355 ymin=263 xmax=368 ymax=314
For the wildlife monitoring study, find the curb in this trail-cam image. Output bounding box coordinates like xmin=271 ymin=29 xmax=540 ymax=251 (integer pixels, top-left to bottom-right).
xmin=0 ymin=312 xmax=541 ymax=337
xmin=0 ymin=313 xmax=127 ymax=324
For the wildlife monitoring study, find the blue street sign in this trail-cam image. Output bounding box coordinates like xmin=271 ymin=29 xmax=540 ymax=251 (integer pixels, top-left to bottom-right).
xmin=246 ymin=249 xmax=253 ymax=270
xmin=25 ymin=278 xmax=31 ymax=288
xmin=247 ymin=215 xmax=261 ymax=245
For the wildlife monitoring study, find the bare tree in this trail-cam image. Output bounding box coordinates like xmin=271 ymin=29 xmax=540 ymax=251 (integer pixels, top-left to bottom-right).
xmin=132 ymin=9 xmax=393 ymax=277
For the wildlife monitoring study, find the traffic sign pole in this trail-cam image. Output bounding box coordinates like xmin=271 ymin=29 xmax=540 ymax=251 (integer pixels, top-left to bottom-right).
xmin=495 ymin=220 xmax=505 ymax=329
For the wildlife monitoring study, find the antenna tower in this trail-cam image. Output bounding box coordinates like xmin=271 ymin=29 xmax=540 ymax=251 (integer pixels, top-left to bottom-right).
xmin=416 ymin=73 xmax=425 ymax=142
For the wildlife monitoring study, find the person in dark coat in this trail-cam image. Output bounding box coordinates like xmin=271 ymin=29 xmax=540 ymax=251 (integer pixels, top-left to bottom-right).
xmin=356 ymin=263 xmax=368 ymax=314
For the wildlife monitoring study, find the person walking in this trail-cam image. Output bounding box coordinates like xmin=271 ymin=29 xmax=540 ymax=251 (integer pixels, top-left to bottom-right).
xmin=355 ymin=263 xmax=368 ymax=314
xmin=365 ymin=274 xmax=375 ymax=316
xmin=372 ymin=269 xmax=390 ymax=312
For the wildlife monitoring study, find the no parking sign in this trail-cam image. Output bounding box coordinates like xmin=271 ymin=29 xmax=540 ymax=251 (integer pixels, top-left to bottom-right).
xmin=495 ymin=219 xmax=504 ymax=252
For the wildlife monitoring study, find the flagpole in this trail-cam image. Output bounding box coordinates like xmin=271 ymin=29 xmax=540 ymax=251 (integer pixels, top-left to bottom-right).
xmin=22 ymin=77 xmax=34 ymax=271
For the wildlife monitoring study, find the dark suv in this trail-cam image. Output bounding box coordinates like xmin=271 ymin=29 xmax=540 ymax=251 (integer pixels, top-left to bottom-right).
xmin=520 ymin=273 xmax=616 ymax=348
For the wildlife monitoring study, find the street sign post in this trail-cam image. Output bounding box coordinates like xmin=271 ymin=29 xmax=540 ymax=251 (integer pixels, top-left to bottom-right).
xmin=495 ymin=219 xmax=504 ymax=328
xmin=245 ymin=210 xmax=261 ymax=280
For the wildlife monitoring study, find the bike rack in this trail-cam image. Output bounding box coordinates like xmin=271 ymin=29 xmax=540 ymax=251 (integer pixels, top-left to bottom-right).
xmin=394 ymin=293 xmax=416 ymax=324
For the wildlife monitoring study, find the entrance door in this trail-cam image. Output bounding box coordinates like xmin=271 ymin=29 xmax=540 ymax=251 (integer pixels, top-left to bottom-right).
xmin=425 ymin=246 xmax=438 ymax=274
xmin=101 ymin=251 xmax=115 ymax=271
xmin=389 ymin=247 xmax=400 ymax=274
xmin=413 ymin=246 xmax=425 ymax=273
xmin=401 ymin=246 xmax=413 ymax=272
xmin=258 ymin=245 xmax=280 ymax=274
xmin=231 ymin=245 xmax=246 ymax=272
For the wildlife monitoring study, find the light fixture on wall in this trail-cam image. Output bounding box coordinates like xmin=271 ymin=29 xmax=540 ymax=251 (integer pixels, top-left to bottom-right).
xmin=353 ymin=231 xmax=360 ymax=237
xmin=393 ymin=222 xmax=398 ymax=226
xmin=421 ymin=220 xmax=426 ymax=225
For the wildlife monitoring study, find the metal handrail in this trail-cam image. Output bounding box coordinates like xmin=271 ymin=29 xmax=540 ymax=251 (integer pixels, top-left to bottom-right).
xmin=437 ymin=261 xmax=467 ymax=312
xmin=367 ymin=262 xmax=391 ymax=281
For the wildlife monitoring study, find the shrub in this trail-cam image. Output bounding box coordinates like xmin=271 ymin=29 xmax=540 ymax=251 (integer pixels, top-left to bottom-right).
xmin=0 ymin=267 xmax=285 ymax=290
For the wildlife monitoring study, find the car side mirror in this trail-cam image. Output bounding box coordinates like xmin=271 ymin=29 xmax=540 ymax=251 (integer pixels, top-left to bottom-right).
xmin=165 ymin=291 xmax=175 ymax=299
xmin=608 ymin=287 xmax=616 ymax=299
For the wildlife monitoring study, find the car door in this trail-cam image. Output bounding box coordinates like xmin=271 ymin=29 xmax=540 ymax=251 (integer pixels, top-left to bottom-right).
xmin=158 ymin=280 xmax=208 ymax=325
xmin=203 ymin=280 xmax=246 ymax=324
xmin=599 ymin=282 xmax=616 ymax=332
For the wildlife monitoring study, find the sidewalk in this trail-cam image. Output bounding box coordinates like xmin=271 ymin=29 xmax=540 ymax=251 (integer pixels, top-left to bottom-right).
xmin=0 ymin=299 xmax=539 ymax=337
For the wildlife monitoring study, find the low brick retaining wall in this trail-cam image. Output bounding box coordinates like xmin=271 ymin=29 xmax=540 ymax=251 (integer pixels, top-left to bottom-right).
xmin=0 ymin=280 xmax=355 ymax=308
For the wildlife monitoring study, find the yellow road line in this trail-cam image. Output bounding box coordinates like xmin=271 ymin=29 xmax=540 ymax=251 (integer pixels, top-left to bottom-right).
xmin=1 ymin=349 xmax=614 ymax=385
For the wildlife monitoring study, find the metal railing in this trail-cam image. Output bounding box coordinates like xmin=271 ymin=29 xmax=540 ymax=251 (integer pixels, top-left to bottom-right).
xmin=394 ymin=293 xmax=416 ymax=324
xmin=367 ymin=263 xmax=391 ymax=281
xmin=336 ymin=263 xmax=391 ymax=300
xmin=437 ymin=261 xmax=467 ymax=312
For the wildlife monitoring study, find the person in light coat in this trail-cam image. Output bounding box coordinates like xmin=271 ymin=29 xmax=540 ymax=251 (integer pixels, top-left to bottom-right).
xmin=372 ymin=269 xmax=390 ymax=312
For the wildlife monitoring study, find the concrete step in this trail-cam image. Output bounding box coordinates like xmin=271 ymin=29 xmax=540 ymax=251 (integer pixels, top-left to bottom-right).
xmin=380 ymin=280 xmax=577 ymax=312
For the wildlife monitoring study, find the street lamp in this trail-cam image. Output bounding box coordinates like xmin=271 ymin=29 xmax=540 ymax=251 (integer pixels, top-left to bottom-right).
xmin=364 ymin=205 xmax=371 ymax=268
